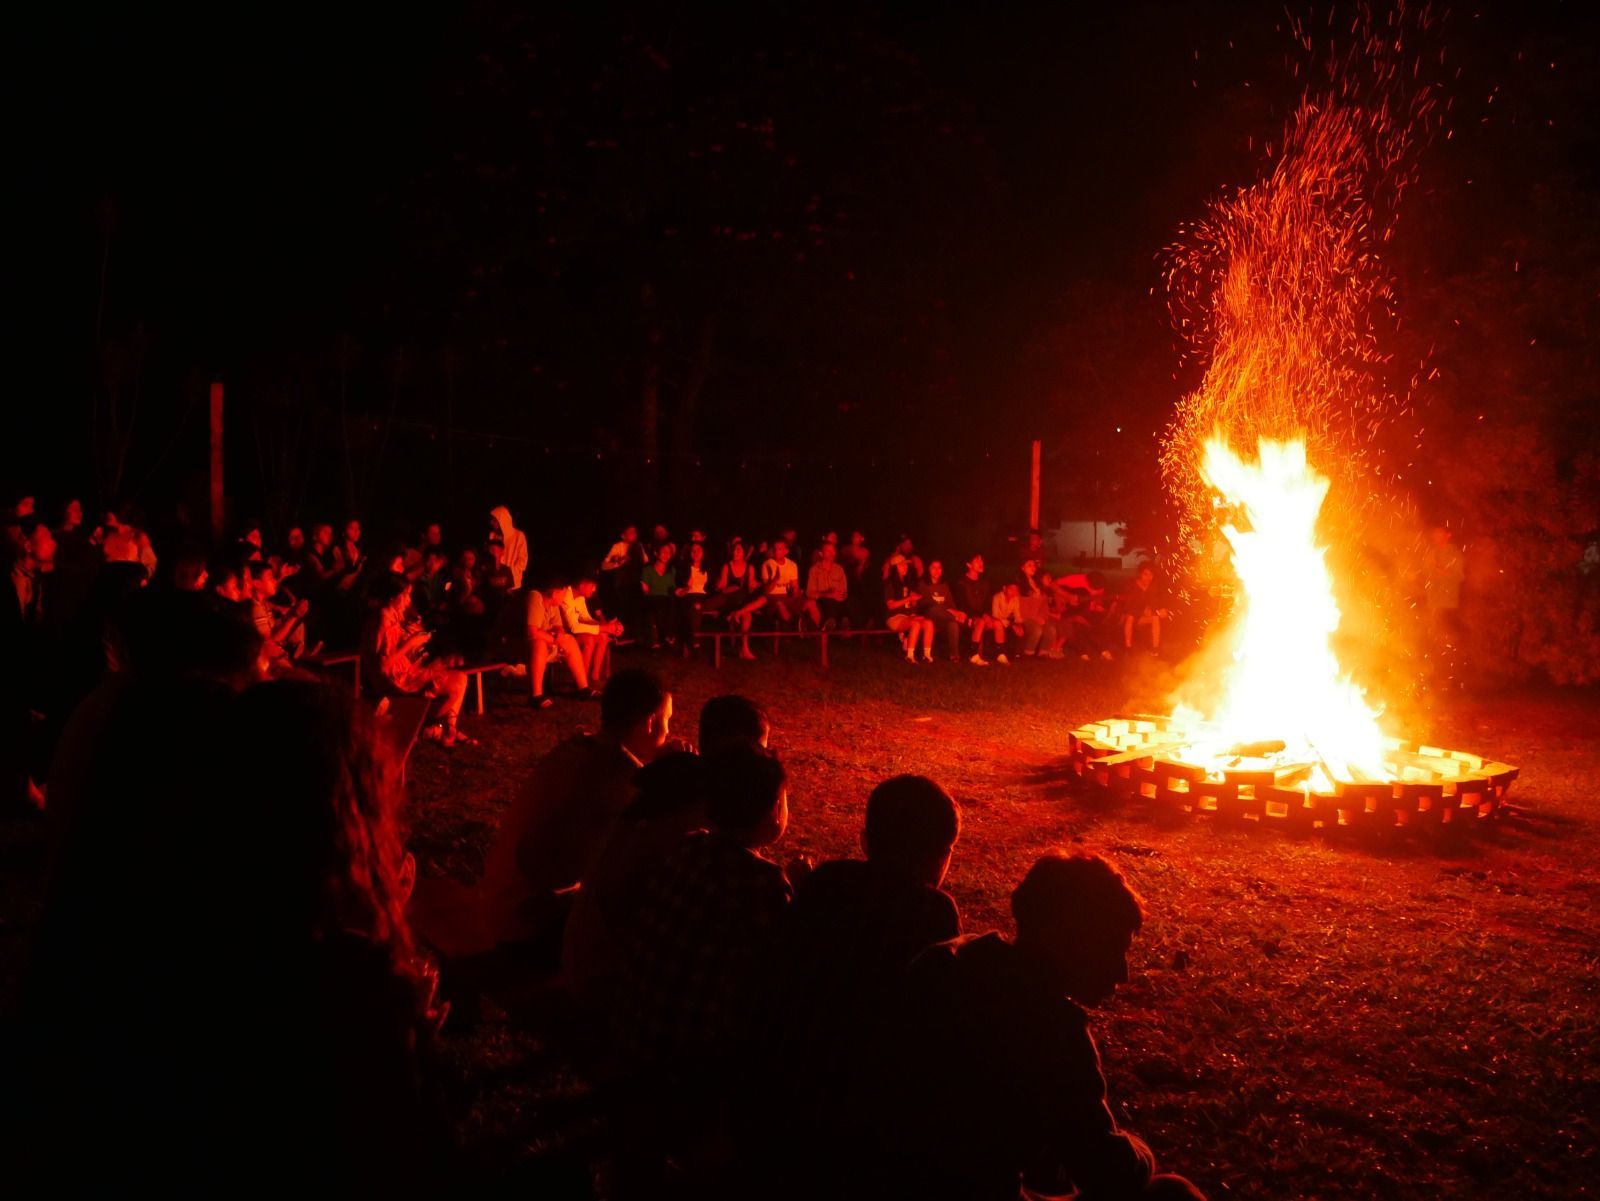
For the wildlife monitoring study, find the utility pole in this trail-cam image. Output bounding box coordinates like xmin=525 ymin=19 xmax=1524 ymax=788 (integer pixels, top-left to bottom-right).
xmin=210 ymin=381 xmax=225 ymax=542
xmin=1029 ymin=438 xmax=1041 ymax=531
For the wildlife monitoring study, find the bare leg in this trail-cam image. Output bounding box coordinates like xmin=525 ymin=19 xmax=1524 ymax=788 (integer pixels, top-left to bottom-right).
xmin=559 ymin=634 xmax=590 ymax=690
xmin=530 ymin=636 xmax=552 ymax=697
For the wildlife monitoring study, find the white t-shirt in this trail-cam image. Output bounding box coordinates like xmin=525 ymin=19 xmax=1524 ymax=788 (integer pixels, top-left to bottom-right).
xmin=761 ymin=557 xmax=799 ymax=595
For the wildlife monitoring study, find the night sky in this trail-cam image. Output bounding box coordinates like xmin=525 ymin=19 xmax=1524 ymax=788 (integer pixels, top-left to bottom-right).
xmin=5 ymin=2 xmax=1595 ymax=560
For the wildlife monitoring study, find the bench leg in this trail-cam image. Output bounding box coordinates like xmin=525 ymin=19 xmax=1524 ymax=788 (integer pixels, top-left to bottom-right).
xmin=475 ymin=673 xmax=485 ymax=716
xmin=713 ymin=635 xmax=722 ymax=669
xmin=820 ymin=632 xmax=829 ymax=668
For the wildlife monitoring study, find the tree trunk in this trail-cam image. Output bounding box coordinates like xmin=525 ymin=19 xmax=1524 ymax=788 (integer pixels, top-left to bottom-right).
xmin=640 ymin=283 xmax=662 ymax=512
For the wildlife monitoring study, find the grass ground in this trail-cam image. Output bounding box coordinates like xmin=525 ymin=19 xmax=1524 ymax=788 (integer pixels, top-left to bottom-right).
xmin=406 ymin=642 xmax=1599 ymax=1198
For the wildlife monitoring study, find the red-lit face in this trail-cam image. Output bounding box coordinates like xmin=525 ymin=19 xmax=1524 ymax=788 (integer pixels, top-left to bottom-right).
xmin=345 ymin=520 xmax=361 ymax=543
xmin=968 ymin=555 xmax=985 ymax=576
xmin=65 ymin=499 xmax=83 ymax=526
xmin=287 ymin=528 xmax=305 ymax=550
xmin=928 ymin=560 xmax=943 ymax=582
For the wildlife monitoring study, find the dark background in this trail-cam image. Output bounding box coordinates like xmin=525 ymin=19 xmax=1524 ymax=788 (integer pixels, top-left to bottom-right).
xmin=4 ymin=1 xmax=1596 ymax=568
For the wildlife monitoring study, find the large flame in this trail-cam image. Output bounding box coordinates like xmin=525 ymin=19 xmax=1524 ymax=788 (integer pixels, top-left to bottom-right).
xmin=1172 ymin=437 xmax=1392 ymax=789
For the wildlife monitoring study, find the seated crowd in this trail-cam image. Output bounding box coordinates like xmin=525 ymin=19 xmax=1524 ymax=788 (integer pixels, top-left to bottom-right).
xmin=7 ymin=573 xmax=1206 ymax=1196
xmin=6 ymin=501 xmax=1173 ymax=784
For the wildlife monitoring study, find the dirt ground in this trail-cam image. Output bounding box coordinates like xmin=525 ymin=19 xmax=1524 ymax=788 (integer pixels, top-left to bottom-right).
xmin=4 ymin=644 xmax=1595 ymax=1197
xmin=396 ymin=643 xmax=1599 ymax=1198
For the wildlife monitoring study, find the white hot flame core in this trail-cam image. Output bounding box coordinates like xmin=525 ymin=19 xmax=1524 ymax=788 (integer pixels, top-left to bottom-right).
xmin=1173 ymin=436 xmax=1391 ymax=786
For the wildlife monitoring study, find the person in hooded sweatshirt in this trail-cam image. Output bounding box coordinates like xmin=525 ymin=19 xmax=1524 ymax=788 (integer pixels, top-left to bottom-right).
xmin=488 ymin=505 xmax=529 ymax=591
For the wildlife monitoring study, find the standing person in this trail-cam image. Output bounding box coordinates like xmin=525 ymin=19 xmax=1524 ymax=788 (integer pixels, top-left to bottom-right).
xmin=640 ymin=542 xmax=678 ymax=650
xmin=852 ymin=853 xmax=1208 ymax=1201
xmin=805 ymin=540 xmax=849 ymax=630
xmin=363 ymin=577 xmax=472 ymax=747
xmin=488 ymin=506 xmax=529 ymax=591
xmin=336 ymin=520 xmax=366 ymax=593
xmin=990 ymin=582 xmax=1024 ymax=666
xmin=1117 ymin=564 xmax=1171 ymax=654
xmin=919 ymin=560 xmax=967 ymax=661
xmin=562 ymin=576 xmax=624 ymax=686
xmin=957 ymin=554 xmax=1000 ymax=666
xmin=601 ymin=525 xmax=646 ymax=631
xmin=527 ymin=579 xmax=592 ymax=708
xmin=674 ymin=540 xmax=711 ymax=645
xmin=884 ymin=553 xmax=934 ymax=663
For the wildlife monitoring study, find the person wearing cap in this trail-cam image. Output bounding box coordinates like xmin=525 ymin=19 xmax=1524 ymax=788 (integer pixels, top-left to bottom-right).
xmin=881 ymin=535 xmax=925 ymax=588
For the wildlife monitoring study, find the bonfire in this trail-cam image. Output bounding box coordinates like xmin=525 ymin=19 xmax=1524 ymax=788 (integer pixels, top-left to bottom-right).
xmin=1069 ymin=19 xmax=1517 ymax=830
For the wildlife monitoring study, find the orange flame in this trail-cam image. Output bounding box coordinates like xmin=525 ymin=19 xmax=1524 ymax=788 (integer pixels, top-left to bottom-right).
xmin=1172 ymin=437 xmax=1392 ymax=788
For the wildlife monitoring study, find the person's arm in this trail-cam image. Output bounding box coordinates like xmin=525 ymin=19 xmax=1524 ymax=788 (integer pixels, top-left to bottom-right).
xmin=1032 ymin=1016 xmax=1158 ymax=1199
xmin=805 ymin=565 xmax=823 ymax=601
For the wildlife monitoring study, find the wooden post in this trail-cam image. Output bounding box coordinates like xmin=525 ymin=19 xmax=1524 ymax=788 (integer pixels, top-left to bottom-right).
xmin=209 ymin=381 xmax=225 ymax=542
xmin=1029 ymin=438 xmax=1041 ymax=531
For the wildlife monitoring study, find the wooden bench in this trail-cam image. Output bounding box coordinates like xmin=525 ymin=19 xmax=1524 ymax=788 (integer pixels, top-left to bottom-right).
xmin=689 ymin=627 xmax=904 ymax=668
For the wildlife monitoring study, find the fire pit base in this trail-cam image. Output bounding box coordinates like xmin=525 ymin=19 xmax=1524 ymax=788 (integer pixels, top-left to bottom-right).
xmin=1067 ymin=714 xmax=1517 ymax=833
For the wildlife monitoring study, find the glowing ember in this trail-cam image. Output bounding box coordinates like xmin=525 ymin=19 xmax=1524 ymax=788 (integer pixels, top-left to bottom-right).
xmin=1171 ymin=436 xmax=1391 ymax=792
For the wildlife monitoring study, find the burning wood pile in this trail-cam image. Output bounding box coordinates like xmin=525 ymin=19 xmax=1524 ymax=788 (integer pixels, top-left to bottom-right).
xmin=1074 ymin=24 xmax=1520 ymax=833
xmin=1067 ymin=714 xmax=1516 ymax=832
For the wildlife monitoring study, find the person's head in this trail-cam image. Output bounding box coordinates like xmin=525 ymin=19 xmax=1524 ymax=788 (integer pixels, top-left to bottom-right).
xmin=780 ymin=527 xmax=798 ymax=545
xmin=654 ymin=542 xmax=674 ymax=566
xmin=458 ymin=547 xmax=477 ymax=571
xmin=373 ymin=574 xmax=411 ymax=617
xmin=621 ymin=524 xmax=638 ymax=543
xmin=211 ymin=563 xmax=245 ymax=602
xmin=174 ymin=554 xmax=208 ymax=592
xmin=252 ymin=564 xmax=280 ymax=600
xmin=1003 ymin=581 xmax=1019 ymax=599
xmin=1135 ymin=564 xmax=1154 ymax=588
xmin=13 ymin=495 xmax=35 ymax=518
xmin=863 ymin=775 xmax=959 ymax=887
xmin=887 ymin=552 xmax=908 ymax=578
xmin=688 ymin=541 xmax=705 ymax=565
xmin=1026 ymin=530 xmax=1044 ymax=550
xmin=312 ymin=523 xmax=333 ymax=549
xmin=966 ymin=553 xmax=985 ymax=577
xmin=689 ymin=529 xmax=707 ymax=545
xmin=63 ymin=498 xmax=83 ymax=528
xmin=344 ymin=519 xmax=362 ymax=544
xmin=242 ymin=525 xmax=263 ymax=549
xmin=576 ymin=576 xmax=598 ymax=599
xmin=728 ymin=536 xmax=746 ymax=560
xmin=600 ymin=668 xmax=672 ymax=761
xmin=423 ymin=522 xmax=442 ymax=546
xmin=486 ymin=538 xmax=506 ymax=564
xmin=927 ymin=558 xmax=943 ymax=582
xmin=287 ymin=526 xmax=306 ymax=552
xmin=18 ymin=518 xmax=55 ymax=569
xmin=848 ymin=530 xmax=866 ymax=548
xmin=820 ymin=541 xmax=837 ymax=564
xmin=652 ymin=523 xmax=670 ymax=543
xmin=896 ymin=534 xmax=915 ymax=555
xmin=772 ymin=538 xmax=790 ymax=561
xmin=1021 ymin=558 xmax=1039 ymax=580
xmin=1011 ymin=852 xmax=1144 ymax=1006
xmin=424 ymin=547 xmax=449 ymax=574
xmin=703 ymin=745 xmax=788 ymax=849
xmin=821 ymin=530 xmax=838 ymax=547
xmin=543 ymin=575 xmax=570 ymax=601
xmin=698 ymin=694 xmax=771 ymax=753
